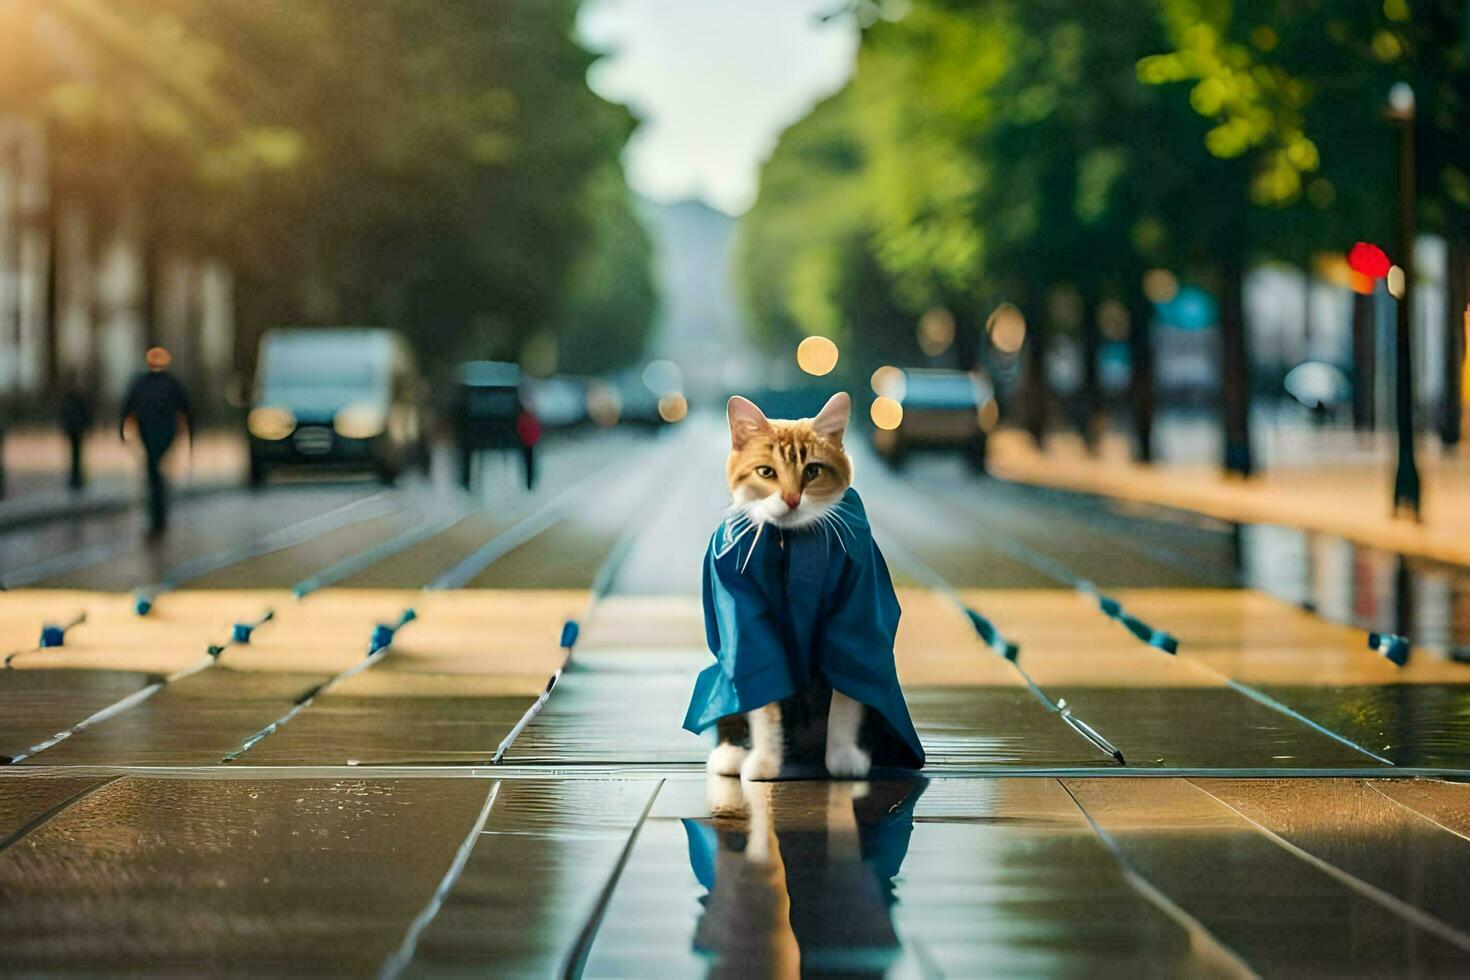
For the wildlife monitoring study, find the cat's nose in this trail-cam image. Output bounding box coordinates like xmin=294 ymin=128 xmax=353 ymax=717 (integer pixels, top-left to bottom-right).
xmin=782 ymin=493 xmax=800 ymax=510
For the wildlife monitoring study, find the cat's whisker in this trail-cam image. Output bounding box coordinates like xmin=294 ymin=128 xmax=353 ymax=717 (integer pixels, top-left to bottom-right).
xmin=817 ymin=516 xmax=834 ymax=553
xmin=827 ymin=509 xmax=857 ymax=542
xmin=823 ymin=512 xmax=850 ymax=554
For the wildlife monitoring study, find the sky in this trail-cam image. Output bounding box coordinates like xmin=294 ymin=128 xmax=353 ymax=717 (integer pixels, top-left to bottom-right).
xmin=577 ymin=0 xmax=859 ymax=216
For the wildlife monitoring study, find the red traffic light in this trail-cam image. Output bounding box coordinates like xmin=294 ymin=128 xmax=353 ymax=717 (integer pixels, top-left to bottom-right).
xmin=1347 ymin=242 xmax=1391 ymax=279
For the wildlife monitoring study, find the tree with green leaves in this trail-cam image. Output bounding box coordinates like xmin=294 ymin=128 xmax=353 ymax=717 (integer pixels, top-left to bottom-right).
xmin=3 ymin=0 xmax=656 ymax=395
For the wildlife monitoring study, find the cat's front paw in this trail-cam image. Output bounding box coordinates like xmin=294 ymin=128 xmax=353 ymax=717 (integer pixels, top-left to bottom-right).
xmin=825 ymin=743 xmax=871 ymax=779
xmin=707 ymin=742 xmax=747 ymax=777
xmin=741 ymin=750 xmax=782 ymax=782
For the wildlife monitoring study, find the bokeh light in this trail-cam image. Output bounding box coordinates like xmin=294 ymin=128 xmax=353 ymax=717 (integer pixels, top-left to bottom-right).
xmin=796 ymin=335 xmax=839 ymax=376
xmin=870 ymin=365 xmax=907 ymax=400
xmin=1142 ymin=269 xmax=1179 ymax=304
xmin=987 ymin=303 xmax=1027 ymax=354
xmin=657 ymin=393 xmax=688 ymax=423
xmin=917 ymin=308 xmax=956 ymax=356
xmin=1315 ymin=253 xmax=1354 ymax=288
xmin=247 ymin=406 xmax=295 ymax=441
xmin=1350 ymin=270 xmax=1375 ymax=295
xmin=978 ymin=399 xmax=1000 ymax=432
xmin=870 ymin=396 xmax=903 ymax=430
xmin=1348 ymin=242 xmax=1391 ymax=279
xmin=1387 ymin=264 xmax=1406 ymax=299
xmin=641 ymin=359 xmax=682 ymax=395
xmin=519 ymin=332 xmax=557 ymax=378
xmin=1046 ymin=286 xmax=1083 ymax=331
xmin=1097 ymin=299 xmax=1130 ymax=341
xmin=586 ymin=382 xmax=622 ymax=427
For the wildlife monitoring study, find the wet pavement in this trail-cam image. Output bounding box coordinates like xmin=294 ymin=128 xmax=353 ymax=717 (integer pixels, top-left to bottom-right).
xmin=1 ymin=421 xmax=1469 ymax=975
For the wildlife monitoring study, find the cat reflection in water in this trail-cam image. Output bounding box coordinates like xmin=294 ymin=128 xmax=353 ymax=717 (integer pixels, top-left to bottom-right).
xmin=684 ymin=776 xmax=925 ymax=975
xmin=682 ymin=392 xmax=925 ymax=781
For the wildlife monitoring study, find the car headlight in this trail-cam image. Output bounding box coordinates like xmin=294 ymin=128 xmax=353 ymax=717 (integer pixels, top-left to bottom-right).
xmin=978 ymin=399 xmax=1000 ymax=432
xmin=333 ymin=402 xmax=387 ymax=440
xmin=248 ymin=406 xmax=296 ymax=441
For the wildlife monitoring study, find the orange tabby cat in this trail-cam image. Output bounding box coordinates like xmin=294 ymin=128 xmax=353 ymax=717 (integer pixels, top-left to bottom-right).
xmin=708 ymin=392 xmax=872 ymax=780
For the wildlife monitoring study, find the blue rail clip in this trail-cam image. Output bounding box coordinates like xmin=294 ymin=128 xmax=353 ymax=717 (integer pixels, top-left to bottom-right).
xmin=369 ymin=608 xmax=418 ymax=655
xmin=38 ymin=612 xmax=86 ymax=648
xmin=965 ymin=608 xmax=1019 ymax=662
xmin=1368 ymin=632 xmax=1410 ymax=667
xmin=560 ymin=619 xmax=580 ymax=649
xmin=1149 ymin=630 xmax=1179 ymax=654
xmin=231 ymin=610 xmax=274 ymax=645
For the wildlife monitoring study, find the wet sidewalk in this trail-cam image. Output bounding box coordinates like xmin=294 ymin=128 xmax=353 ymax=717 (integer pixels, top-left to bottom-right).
xmin=988 ymin=427 xmax=1470 ymax=567
xmin=2 ymin=580 xmax=1470 ymax=974
xmin=2 ymin=419 xmax=1470 ymax=975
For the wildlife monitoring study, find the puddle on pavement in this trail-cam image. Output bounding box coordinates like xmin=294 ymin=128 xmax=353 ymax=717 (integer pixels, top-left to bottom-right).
xmin=1236 ymin=524 xmax=1470 ymax=658
xmin=588 ymin=777 xmax=1233 ymax=976
xmin=1030 ymin=686 xmax=1378 ymax=769
xmin=1254 ymin=683 xmax=1470 ymax=768
xmin=905 ymin=687 xmax=1125 ymax=768
xmin=1070 ymin=491 xmax=1470 ymax=659
xmin=404 ymin=778 xmax=660 ymax=975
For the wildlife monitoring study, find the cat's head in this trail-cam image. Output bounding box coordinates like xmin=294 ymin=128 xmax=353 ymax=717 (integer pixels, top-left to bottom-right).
xmin=726 ymin=392 xmax=853 ymax=530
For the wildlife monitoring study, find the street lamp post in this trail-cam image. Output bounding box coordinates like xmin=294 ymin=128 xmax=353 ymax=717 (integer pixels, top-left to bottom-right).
xmin=1388 ymin=82 xmax=1421 ymax=519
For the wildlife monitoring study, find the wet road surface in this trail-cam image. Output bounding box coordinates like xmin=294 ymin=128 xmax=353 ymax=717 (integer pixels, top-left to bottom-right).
xmin=1 ymin=420 xmax=1469 ymax=975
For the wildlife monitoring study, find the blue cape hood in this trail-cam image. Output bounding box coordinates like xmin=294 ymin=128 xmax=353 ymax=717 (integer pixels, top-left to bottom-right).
xmin=683 ymin=488 xmax=924 ymax=769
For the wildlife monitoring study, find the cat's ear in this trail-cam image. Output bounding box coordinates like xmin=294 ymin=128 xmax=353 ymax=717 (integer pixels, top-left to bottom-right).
xmin=812 ymin=392 xmax=851 ymax=441
xmin=727 ymin=395 xmax=772 ymax=449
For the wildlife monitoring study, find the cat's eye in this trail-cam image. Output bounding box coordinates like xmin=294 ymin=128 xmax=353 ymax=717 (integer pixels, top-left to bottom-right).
xmin=803 ymin=463 xmax=823 ymax=481
xmin=755 ymin=465 xmax=776 ymax=479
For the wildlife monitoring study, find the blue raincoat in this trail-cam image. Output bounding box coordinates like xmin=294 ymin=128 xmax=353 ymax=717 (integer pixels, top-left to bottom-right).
xmin=682 ymin=488 xmax=924 ymax=769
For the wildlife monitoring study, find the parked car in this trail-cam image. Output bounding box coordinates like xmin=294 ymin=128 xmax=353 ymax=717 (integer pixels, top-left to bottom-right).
xmin=247 ymin=327 xmax=427 ymax=486
xmin=451 ymin=360 xmax=538 ymax=490
xmin=871 ymin=368 xmax=996 ymax=473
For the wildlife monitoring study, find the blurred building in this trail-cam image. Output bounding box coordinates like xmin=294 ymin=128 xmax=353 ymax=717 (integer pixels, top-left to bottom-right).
xmin=638 ymin=197 xmax=758 ymax=398
xmin=0 ymin=116 xmax=48 ymax=398
xmin=0 ymin=118 xmax=237 ymax=410
xmin=0 ymin=0 xmax=240 ymax=414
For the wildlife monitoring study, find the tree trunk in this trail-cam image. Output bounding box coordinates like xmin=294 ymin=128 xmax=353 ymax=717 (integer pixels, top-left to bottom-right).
xmin=1127 ymin=286 xmax=1155 ymax=463
xmin=1218 ymin=251 xmax=1254 ymax=477
xmin=952 ymin=304 xmax=980 ymax=372
xmin=44 ymin=200 xmax=60 ymax=396
xmin=1022 ymin=291 xmax=1048 ymax=448
xmin=1440 ymin=240 xmax=1466 ymax=448
xmin=1079 ymin=293 xmax=1102 ymax=455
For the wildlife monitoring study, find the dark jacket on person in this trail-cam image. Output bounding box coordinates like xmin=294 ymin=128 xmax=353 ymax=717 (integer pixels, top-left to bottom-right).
xmin=59 ymin=389 xmax=94 ymax=436
xmin=121 ymin=371 xmax=192 ymax=453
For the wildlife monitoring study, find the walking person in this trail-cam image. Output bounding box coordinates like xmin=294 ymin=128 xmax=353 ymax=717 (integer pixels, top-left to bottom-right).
xmin=58 ymin=374 xmax=94 ymax=492
xmin=120 ymin=347 xmax=192 ymax=536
